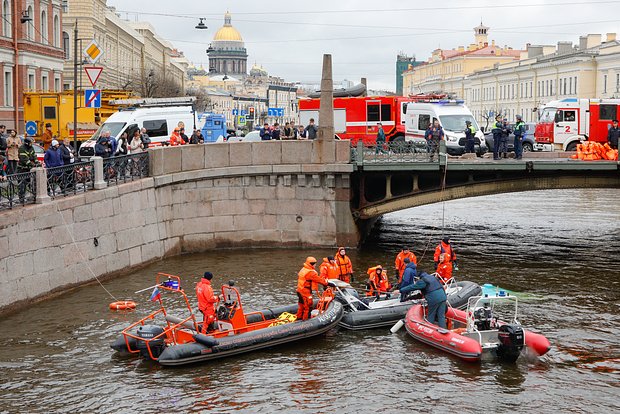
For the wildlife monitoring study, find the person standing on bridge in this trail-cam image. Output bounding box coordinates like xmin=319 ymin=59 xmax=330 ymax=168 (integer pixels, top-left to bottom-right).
xmin=305 ymin=118 xmax=319 ymax=140
xmin=464 ymin=120 xmax=476 ymax=154
xmin=196 ymin=272 xmax=219 ymax=333
xmin=335 ymin=247 xmax=353 ymax=283
xmin=427 ymin=119 xmax=444 ymax=161
xmin=491 ymin=115 xmax=503 ymax=160
xmin=260 ymin=123 xmax=272 ymax=140
xmin=513 ymin=115 xmax=526 ymax=160
xmin=375 ymin=123 xmax=387 ymax=154
xmin=500 ymin=118 xmax=511 ymax=159
xmin=608 ymin=119 xmax=619 ymax=150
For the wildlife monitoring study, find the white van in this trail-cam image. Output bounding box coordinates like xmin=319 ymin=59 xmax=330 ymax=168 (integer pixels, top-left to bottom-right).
xmin=402 ymin=100 xmax=488 ymax=156
xmin=78 ymin=104 xmax=197 ymax=159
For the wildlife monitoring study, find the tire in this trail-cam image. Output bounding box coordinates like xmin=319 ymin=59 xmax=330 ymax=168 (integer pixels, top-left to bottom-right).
xmin=390 ymin=135 xmax=406 ymax=153
xmin=566 ymin=142 xmax=578 ymax=152
xmin=522 ymin=142 xmax=533 ymax=152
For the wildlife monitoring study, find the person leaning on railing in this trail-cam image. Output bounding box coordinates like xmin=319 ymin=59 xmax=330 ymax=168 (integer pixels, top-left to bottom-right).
xmin=17 ymin=137 xmax=40 ymax=202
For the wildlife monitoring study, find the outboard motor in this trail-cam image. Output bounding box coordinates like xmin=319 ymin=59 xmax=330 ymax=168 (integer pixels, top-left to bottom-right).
xmin=135 ymin=325 xmax=166 ymax=360
xmin=496 ymin=324 xmax=524 ymax=362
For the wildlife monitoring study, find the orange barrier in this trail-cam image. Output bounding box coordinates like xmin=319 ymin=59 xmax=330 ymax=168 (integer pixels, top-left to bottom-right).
xmin=571 ymin=142 xmax=618 ymax=161
xmin=109 ymin=301 xmax=137 ymax=311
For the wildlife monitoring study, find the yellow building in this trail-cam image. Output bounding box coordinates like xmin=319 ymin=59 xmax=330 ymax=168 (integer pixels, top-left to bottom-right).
xmin=402 ymin=23 xmax=522 ymax=97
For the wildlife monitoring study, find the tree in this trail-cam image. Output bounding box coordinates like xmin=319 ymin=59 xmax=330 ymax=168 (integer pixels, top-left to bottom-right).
xmin=481 ymin=108 xmax=505 ymax=132
xmin=133 ymin=70 xmax=183 ymax=98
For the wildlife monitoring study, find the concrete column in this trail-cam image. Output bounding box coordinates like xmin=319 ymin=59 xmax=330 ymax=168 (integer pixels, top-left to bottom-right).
xmin=317 ymin=54 xmax=336 ymax=163
xmin=93 ymin=156 xmax=107 ymax=190
xmin=385 ymin=175 xmax=392 ymax=199
xmin=439 ymin=140 xmax=447 ymax=166
xmin=34 ymin=167 xmax=51 ymax=204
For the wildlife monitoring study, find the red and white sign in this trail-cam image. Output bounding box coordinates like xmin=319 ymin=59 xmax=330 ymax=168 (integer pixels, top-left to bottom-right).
xmin=84 ymin=66 xmax=103 ymax=87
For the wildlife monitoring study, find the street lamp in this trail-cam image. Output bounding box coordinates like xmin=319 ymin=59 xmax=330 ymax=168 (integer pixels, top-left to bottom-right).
xmin=195 ymin=18 xmax=208 ymax=30
xmin=20 ymin=10 xmax=32 ymax=24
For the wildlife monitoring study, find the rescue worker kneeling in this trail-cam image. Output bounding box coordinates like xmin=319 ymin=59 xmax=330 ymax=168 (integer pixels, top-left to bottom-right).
xmin=396 ymin=263 xmax=448 ymax=329
xmin=296 ymin=257 xmax=331 ymax=321
xmin=196 ymin=272 xmax=219 ymax=333
xmin=366 ymin=265 xmax=391 ymax=298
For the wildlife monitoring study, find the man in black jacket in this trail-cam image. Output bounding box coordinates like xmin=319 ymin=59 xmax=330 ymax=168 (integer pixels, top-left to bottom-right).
xmin=608 ymin=119 xmax=619 ymax=149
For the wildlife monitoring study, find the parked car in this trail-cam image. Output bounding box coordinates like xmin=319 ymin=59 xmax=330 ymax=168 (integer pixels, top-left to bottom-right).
xmin=484 ymin=122 xmax=536 ymax=152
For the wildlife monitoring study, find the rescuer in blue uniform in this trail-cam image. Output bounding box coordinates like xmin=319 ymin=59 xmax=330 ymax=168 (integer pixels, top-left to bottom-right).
xmin=397 ymin=263 xmax=448 ymax=328
xmin=513 ymin=115 xmax=526 ymax=159
xmin=464 ymin=120 xmax=476 ymax=154
xmin=491 ymin=115 xmax=503 ymax=160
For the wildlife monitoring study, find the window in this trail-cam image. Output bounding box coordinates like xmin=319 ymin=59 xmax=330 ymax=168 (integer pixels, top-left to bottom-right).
xmin=62 ymin=0 xmax=68 ymax=12
xmin=380 ymin=104 xmax=392 ymax=121
xmin=600 ymin=104 xmax=617 ymax=120
xmin=44 ymin=106 xmax=56 ymax=119
xmin=62 ymin=32 xmax=70 ymax=59
xmin=53 ymin=15 xmax=59 ymax=47
xmin=529 ymin=82 xmax=532 ymax=98
xmin=418 ymin=114 xmax=431 ymax=130
xmin=26 ymin=6 xmax=33 ymax=39
xmin=2 ymin=0 xmax=11 ymax=37
xmin=366 ymin=104 xmax=380 ymax=122
xmin=603 ymin=74 xmax=607 ymax=93
xmin=42 ymin=75 xmax=48 ymax=91
xmin=28 ymin=73 xmax=34 ymax=90
xmin=617 ymin=73 xmax=620 ymax=93
xmin=54 ymin=77 xmax=60 ymax=92
xmin=41 ymin=10 xmax=47 ymax=44
xmin=550 ymin=79 xmax=554 ymax=96
xmin=574 ymin=77 xmax=577 ymax=94
xmin=142 ymin=119 xmax=168 ymax=137
xmin=563 ymin=110 xmax=576 ymax=122
xmin=4 ymin=70 xmax=12 ymax=107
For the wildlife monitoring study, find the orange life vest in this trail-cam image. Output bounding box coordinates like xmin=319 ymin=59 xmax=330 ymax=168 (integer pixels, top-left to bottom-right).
xmin=335 ymin=253 xmax=352 ymax=278
xmin=436 ymin=261 xmax=453 ymax=285
xmin=297 ymin=264 xmax=327 ymax=294
xmin=395 ymin=251 xmax=417 ymax=281
xmin=196 ymin=279 xmax=218 ymax=316
xmin=366 ymin=266 xmax=390 ymax=296
xmin=434 ymin=241 xmax=456 ymax=263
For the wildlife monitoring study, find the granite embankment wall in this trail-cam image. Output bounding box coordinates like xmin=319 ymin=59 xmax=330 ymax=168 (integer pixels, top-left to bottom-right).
xmin=0 ymin=140 xmax=355 ymax=312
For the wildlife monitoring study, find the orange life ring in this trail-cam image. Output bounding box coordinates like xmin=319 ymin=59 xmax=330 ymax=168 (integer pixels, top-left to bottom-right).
xmin=109 ymin=301 xmax=137 ymax=311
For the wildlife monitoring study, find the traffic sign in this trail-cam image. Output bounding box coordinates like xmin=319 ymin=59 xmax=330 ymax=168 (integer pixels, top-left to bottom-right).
xmin=83 ymin=39 xmax=103 ymax=64
xmin=84 ymin=66 xmax=103 ymax=86
xmin=240 ymin=109 xmax=247 ymax=116
xmin=84 ymin=89 xmax=102 ymax=108
xmin=238 ymin=115 xmax=246 ymax=126
xmin=25 ymin=121 xmax=37 ymax=136
xmin=232 ymin=109 xmax=239 ymax=116
xmin=268 ymin=107 xmax=284 ymax=117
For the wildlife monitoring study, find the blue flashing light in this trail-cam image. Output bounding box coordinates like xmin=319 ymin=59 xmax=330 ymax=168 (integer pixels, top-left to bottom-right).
xmin=498 ymin=290 xmax=506 ymax=297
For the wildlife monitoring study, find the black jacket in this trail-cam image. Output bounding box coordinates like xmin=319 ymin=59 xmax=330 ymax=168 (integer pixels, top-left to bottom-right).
xmin=608 ymin=127 xmax=620 ymax=148
xmin=59 ymin=144 xmax=74 ymax=164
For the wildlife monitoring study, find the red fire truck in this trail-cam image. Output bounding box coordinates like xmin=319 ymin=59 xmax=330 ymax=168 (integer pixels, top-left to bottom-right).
xmin=534 ymin=98 xmax=620 ymax=151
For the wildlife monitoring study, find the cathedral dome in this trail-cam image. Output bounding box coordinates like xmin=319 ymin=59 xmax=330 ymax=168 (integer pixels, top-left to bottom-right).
xmin=213 ymin=12 xmax=243 ymax=42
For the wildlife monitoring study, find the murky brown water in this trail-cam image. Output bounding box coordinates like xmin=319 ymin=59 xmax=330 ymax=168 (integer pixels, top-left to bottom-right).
xmin=1 ymin=189 xmax=619 ymax=413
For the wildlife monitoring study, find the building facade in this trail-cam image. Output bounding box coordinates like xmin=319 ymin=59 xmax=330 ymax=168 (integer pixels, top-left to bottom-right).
xmin=206 ymin=12 xmax=248 ymax=77
xmin=62 ymin=0 xmax=187 ymax=95
xmin=0 ymin=0 xmax=65 ymax=131
xmin=437 ymin=33 xmax=620 ymax=127
xmin=402 ymin=23 xmax=522 ymax=97
xmin=395 ymin=53 xmax=419 ymax=95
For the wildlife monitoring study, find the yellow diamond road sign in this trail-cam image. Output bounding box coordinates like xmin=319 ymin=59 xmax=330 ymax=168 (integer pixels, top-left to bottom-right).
xmin=83 ymin=39 xmax=103 ymax=64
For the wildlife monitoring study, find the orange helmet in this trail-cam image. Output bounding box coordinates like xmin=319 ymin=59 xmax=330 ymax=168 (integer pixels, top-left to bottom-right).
xmin=305 ymin=256 xmax=317 ymax=266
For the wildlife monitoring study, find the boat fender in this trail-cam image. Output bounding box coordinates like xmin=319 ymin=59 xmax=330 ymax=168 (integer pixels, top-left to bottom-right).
xmin=194 ymin=333 xmax=219 ymax=348
xmin=390 ymin=319 xmax=404 ymax=333
xmin=109 ymin=301 xmax=136 ymax=311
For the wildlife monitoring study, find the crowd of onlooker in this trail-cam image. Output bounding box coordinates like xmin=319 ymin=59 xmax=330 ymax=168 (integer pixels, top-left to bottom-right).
xmin=258 ymin=118 xmax=319 ymax=141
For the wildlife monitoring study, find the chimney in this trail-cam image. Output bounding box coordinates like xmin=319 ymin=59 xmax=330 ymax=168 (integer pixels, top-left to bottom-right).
xmin=557 ymin=41 xmax=573 ymax=54
xmin=527 ymin=45 xmax=544 ymax=58
xmin=579 ymin=36 xmax=588 ymax=50
xmin=606 ymin=32 xmax=617 ymax=42
xmin=581 ymin=34 xmax=602 ymax=49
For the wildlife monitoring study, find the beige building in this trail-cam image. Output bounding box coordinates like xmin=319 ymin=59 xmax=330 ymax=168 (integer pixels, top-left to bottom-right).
xmin=62 ymin=1 xmax=187 ymax=95
xmin=461 ymin=33 xmax=619 ymax=126
xmin=402 ymin=23 xmax=522 ymax=97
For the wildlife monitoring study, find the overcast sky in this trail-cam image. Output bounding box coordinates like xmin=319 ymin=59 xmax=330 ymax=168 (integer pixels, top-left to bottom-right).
xmin=108 ymin=0 xmax=619 ymax=91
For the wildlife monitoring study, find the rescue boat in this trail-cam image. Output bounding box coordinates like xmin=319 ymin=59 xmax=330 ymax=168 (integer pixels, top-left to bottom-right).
xmin=404 ymin=293 xmax=551 ymax=362
xmin=111 ymin=273 xmax=343 ymax=366
xmin=333 ymin=278 xmax=481 ymax=330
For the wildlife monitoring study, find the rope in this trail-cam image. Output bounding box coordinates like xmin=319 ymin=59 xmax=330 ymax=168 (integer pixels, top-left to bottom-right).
xmin=55 ymin=202 xmax=119 ymax=301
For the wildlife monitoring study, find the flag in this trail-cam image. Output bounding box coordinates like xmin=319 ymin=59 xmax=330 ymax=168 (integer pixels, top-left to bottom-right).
xmin=149 ymin=287 xmax=161 ymax=302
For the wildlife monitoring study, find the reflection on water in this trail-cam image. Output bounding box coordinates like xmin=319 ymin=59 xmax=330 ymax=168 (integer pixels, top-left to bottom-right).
xmin=0 ymin=189 xmax=619 ymax=412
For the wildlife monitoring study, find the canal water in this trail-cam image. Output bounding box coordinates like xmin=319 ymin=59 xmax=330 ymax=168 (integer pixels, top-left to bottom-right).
xmin=1 ymin=189 xmax=619 ymax=413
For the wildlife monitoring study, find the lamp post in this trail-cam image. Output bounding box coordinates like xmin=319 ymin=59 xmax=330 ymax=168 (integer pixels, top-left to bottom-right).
xmin=73 ymin=19 xmax=78 ymax=150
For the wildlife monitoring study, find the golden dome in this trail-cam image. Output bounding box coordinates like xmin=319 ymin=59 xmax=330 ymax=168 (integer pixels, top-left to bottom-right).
xmin=213 ymin=12 xmax=243 ymax=42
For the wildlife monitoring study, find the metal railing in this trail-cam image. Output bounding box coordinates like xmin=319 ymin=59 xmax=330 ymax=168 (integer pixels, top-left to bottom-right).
xmin=46 ymin=161 xmax=95 ymax=199
xmin=350 ymin=141 xmax=435 ymax=164
xmin=0 ymin=171 xmax=37 ymax=210
xmin=103 ymin=152 xmax=149 ymax=187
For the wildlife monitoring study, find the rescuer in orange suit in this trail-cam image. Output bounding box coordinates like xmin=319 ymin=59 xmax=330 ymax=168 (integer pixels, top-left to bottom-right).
xmin=296 ymin=257 xmax=330 ymax=321
xmin=436 ymin=253 xmax=454 ymax=285
xmin=196 ymin=272 xmax=218 ymax=333
xmin=169 ymin=127 xmax=184 ymax=146
xmin=41 ymin=123 xmax=53 ymax=150
xmin=366 ymin=265 xmax=391 ymax=297
xmin=434 ymin=237 xmax=457 ymax=270
xmin=335 ymin=247 xmax=353 ymax=283
xmin=394 ymin=247 xmax=417 ymax=284
xmin=314 ymin=256 xmax=339 ymax=294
